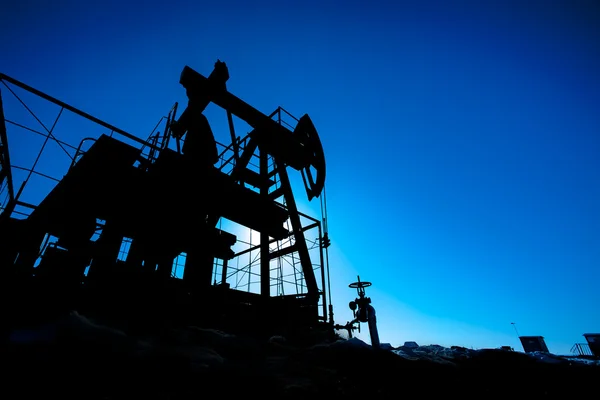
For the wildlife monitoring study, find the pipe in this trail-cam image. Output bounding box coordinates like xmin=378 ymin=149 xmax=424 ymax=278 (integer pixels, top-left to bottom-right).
xmin=366 ymin=304 xmax=380 ymax=349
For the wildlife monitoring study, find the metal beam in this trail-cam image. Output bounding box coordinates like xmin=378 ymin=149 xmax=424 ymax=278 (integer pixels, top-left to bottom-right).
xmin=0 ymin=73 xmax=157 ymax=151
xmin=260 ymin=147 xmax=270 ymax=297
xmin=274 ymin=161 xmax=319 ymax=297
xmin=179 ymin=66 xmax=309 ymax=171
xmin=0 ymin=88 xmax=15 ymax=218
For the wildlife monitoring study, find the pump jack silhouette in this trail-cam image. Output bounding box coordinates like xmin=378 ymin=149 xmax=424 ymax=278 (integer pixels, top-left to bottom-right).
xmin=0 ymin=60 xmax=334 ymax=337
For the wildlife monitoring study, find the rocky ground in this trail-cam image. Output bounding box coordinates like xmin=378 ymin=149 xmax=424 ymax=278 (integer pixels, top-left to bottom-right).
xmin=4 ymin=311 xmax=599 ymax=399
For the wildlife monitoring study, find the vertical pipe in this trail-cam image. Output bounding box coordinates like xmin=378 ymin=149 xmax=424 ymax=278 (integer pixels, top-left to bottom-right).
xmin=318 ymin=223 xmax=327 ymax=321
xmin=366 ymin=304 xmax=380 ymax=349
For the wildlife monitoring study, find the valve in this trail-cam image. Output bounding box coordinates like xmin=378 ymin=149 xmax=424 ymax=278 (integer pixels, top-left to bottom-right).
xmin=342 ymin=275 xmax=380 ymax=348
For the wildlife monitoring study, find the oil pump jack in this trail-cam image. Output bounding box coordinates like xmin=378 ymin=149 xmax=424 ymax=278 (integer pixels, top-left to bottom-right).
xmin=0 ymin=60 xmax=333 ymax=336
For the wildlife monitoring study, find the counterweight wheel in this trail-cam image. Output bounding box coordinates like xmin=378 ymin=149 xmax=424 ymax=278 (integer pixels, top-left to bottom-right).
xmin=294 ymin=114 xmax=326 ymax=201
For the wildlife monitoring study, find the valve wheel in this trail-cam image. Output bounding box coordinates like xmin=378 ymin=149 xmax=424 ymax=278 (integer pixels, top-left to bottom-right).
xmin=349 ymin=281 xmax=372 ymax=289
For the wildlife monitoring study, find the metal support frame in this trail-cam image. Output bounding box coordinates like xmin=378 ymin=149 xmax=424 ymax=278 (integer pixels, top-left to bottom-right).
xmin=260 ymin=147 xmax=270 ymax=297
xmin=0 ymin=73 xmax=155 ymax=150
xmin=0 ymin=62 xmax=333 ymax=330
xmin=270 ymin=159 xmax=319 ymax=297
xmin=0 ymin=88 xmax=15 ymax=220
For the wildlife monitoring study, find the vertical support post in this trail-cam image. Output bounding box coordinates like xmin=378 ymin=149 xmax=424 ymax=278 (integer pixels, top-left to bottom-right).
xmin=156 ymin=256 xmax=174 ymax=279
xmin=260 ymin=147 xmax=270 ymax=297
xmin=221 ymin=258 xmax=228 ymax=285
xmin=87 ymin=220 xmax=123 ymax=281
xmin=125 ymin=238 xmax=145 ymax=268
xmin=183 ymin=237 xmax=214 ymax=289
xmin=275 ymin=160 xmax=319 ymax=297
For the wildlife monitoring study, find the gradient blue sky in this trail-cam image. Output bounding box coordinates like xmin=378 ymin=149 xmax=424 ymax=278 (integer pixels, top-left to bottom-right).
xmin=2 ymin=0 xmax=599 ymax=354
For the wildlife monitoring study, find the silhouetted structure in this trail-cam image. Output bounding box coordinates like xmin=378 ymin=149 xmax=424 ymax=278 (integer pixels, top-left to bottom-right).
xmin=583 ymin=333 xmax=600 ymax=357
xmin=0 ymin=60 xmax=333 ymax=338
xmin=334 ymin=276 xmax=380 ymax=348
xmin=519 ymin=336 xmax=549 ymax=353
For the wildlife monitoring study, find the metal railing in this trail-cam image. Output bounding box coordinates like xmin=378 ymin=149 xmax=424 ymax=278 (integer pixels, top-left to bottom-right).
xmin=571 ymin=343 xmax=593 ymax=356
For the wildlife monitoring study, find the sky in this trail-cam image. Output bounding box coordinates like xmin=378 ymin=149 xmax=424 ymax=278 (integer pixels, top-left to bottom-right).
xmin=1 ymin=0 xmax=599 ymax=355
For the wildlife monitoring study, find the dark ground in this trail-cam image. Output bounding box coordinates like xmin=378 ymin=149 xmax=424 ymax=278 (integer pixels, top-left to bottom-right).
xmin=3 ymin=311 xmax=599 ymax=399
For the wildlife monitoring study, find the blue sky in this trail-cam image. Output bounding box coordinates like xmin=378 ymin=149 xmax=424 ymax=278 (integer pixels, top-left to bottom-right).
xmin=2 ymin=0 xmax=599 ymax=354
